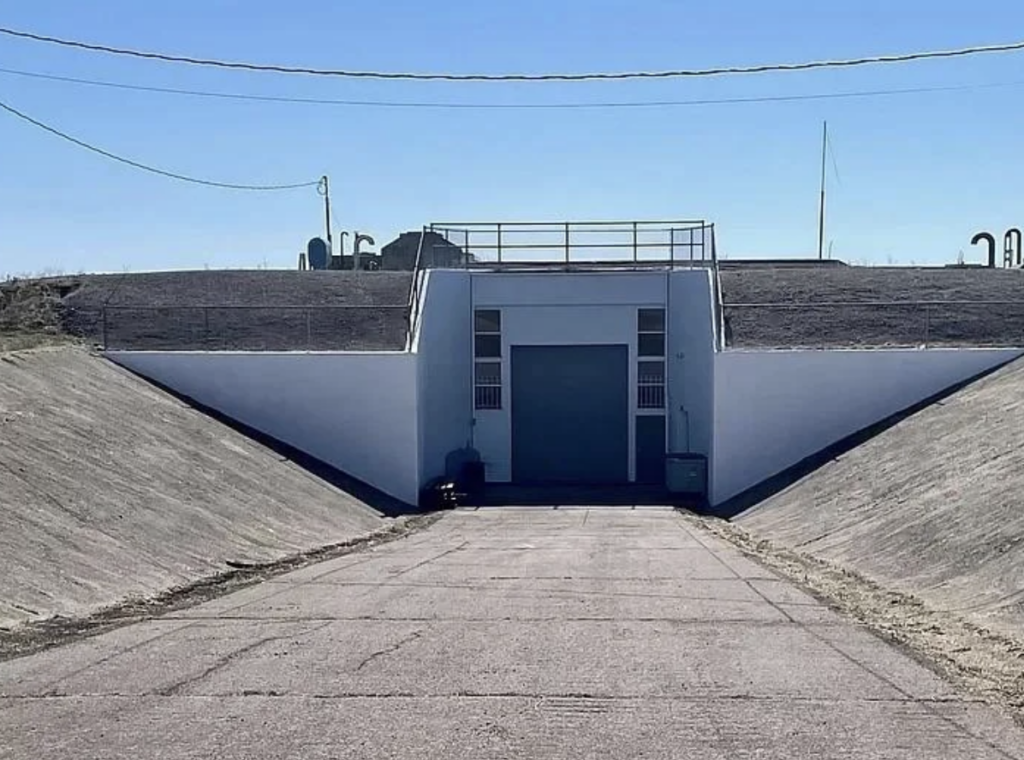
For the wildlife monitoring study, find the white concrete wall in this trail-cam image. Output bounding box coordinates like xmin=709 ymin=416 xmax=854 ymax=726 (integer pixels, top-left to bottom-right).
xmin=473 ymin=273 xmax=668 ymax=482
xmin=472 ymin=272 xmax=669 ymax=308
xmin=667 ymin=271 xmax=716 ymax=461
xmin=415 ymin=270 xmax=473 ymax=484
xmin=107 ymin=352 xmax=420 ymax=505
xmin=712 ymin=348 xmax=1023 ymax=505
xmin=474 ymin=303 xmax=643 ymax=482
xmin=470 ymin=271 xmax=715 ymax=483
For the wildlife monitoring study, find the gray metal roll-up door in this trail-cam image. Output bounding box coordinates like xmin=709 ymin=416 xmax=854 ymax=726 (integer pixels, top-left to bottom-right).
xmin=511 ymin=344 xmax=629 ymax=484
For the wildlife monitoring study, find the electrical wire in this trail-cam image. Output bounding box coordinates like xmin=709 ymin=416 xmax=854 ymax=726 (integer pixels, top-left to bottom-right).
xmin=1 ymin=65 xmax=1023 ymax=110
xmin=0 ymin=97 xmax=320 ymax=191
xmin=3 ymin=26 xmax=1024 ymax=82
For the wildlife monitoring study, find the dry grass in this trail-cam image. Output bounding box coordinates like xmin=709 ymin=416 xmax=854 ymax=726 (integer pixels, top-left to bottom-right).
xmin=0 ymin=333 xmax=76 ymax=353
xmin=0 ymin=279 xmax=79 ymax=352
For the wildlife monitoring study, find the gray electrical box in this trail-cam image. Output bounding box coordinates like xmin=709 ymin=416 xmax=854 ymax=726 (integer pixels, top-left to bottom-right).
xmin=666 ymin=454 xmax=708 ymax=498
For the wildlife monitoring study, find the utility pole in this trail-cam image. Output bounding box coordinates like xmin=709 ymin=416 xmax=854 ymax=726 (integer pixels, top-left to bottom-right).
xmin=817 ymin=121 xmax=827 ymax=261
xmin=318 ymin=175 xmax=333 ymax=258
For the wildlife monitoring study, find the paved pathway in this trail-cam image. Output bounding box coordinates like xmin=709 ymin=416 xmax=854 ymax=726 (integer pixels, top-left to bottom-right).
xmin=3 ymin=509 xmax=1023 ymax=758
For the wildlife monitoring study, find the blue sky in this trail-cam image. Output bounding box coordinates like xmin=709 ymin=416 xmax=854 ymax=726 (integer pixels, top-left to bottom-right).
xmin=1 ymin=0 xmax=1024 ymax=276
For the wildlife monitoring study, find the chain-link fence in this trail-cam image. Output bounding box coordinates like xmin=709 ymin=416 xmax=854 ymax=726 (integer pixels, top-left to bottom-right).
xmin=82 ymin=305 xmax=411 ymax=351
xmin=71 ymin=299 xmax=1024 ymax=352
xmin=722 ymin=301 xmax=1024 ymax=349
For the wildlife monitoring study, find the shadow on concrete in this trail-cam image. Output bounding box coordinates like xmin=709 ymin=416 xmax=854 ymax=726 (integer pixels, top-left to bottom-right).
xmin=710 ymin=355 xmax=1022 ymax=521
xmin=112 ymin=363 xmax=420 ymax=518
xmin=474 ymin=484 xmax=703 ymax=510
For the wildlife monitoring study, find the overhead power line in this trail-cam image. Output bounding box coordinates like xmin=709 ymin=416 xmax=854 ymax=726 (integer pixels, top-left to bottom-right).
xmin=3 ymin=26 xmax=1024 ymax=82
xmin=0 ymin=97 xmax=319 ymax=190
xmin=1 ymin=65 xmax=1022 ymax=110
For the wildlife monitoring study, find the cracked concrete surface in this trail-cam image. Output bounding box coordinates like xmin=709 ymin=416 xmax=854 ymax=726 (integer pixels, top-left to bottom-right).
xmin=737 ymin=357 xmax=1024 ymax=639
xmin=0 ymin=347 xmax=385 ymax=630
xmin=2 ymin=508 xmax=1023 ymax=758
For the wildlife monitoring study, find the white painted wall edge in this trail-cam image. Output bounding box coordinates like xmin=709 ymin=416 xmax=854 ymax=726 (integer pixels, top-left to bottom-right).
xmin=105 ymin=351 xmax=409 ymax=356
xmin=719 ymin=347 xmax=1024 ymax=353
xmin=408 ymin=268 xmax=429 ymax=352
xmin=409 ymin=269 xmax=431 ymax=354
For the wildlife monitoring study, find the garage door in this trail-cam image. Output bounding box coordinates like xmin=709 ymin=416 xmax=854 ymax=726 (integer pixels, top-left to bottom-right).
xmin=511 ymin=344 xmax=629 ymax=484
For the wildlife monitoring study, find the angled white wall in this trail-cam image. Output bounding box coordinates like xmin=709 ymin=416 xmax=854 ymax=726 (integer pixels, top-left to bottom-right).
xmin=712 ymin=348 xmax=1023 ymax=505
xmin=106 ymin=352 xmax=420 ymax=505
xmin=667 ymin=271 xmax=716 ymax=461
xmin=415 ymin=270 xmax=474 ymax=484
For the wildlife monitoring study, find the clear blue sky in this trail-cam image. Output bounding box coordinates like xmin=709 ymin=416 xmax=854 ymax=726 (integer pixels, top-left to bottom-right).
xmin=1 ymin=0 xmax=1023 ymax=276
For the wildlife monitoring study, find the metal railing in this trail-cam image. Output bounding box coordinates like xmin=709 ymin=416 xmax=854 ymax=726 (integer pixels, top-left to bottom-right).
xmin=721 ymin=300 xmax=1024 ymax=349
xmin=427 ymin=220 xmax=714 ymax=267
xmin=93 ymin=304 xmax=410 ymax=351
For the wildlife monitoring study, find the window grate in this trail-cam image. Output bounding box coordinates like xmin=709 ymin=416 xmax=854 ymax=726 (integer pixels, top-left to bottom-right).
xmin=474 ymin=309 xmax=503 ymax=410
xmin=637 ymin=308 xmax=666 ymax=409
xmin=474 ymin=384 xmax=502 ymax=410
xmin=638 ymin=383 xmax=665 ymax=409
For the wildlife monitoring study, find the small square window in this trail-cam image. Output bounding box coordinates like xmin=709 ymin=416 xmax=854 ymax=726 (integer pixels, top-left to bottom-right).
xmin=474 ymin=361 xmax=502 ymax=385
xmin=638 ymin=361 xmax=665 ymax=384
xmin=475 ymin=309 xmax=501 ymax=334
xmin=638 ymin=333 xmax=665 ymax=357
xmin=638 ymin=308 xmax=665 ymax=333
xmin=475 ymin=334 xmax=502 ymax=358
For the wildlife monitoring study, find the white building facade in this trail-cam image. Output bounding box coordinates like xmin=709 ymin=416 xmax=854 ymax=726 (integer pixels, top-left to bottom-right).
xmin=108 ymin=222 xmax=1024 ymax=511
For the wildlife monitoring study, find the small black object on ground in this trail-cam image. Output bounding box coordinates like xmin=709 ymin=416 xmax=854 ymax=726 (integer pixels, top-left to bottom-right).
xmin=420 ymin=460 xmax=486 ymax=510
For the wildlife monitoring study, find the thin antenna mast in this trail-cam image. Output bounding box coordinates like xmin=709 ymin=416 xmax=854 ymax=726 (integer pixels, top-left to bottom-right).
xmin=818 ymin=121 xmax=827 ymax=260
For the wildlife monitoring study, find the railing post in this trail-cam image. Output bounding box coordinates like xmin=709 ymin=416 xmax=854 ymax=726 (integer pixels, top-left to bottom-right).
xmin=497 ymin=223 xmax=503 ymax=264
xmin=564 ymin=222 xmax=571 ymax=263
xmin=632 ymin=221 xmax=639 ymax=263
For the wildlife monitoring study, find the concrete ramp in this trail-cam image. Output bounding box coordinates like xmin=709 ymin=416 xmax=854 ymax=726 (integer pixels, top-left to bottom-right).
xmin=0 ymin=347 xmax=385 ymax=629
xmin=737 ymin=357 xmax=1024 ymax=639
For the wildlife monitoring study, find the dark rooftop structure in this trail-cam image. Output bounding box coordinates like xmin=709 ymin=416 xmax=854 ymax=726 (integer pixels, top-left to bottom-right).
xmin=381 ymin=231 xmax=472 ymax=271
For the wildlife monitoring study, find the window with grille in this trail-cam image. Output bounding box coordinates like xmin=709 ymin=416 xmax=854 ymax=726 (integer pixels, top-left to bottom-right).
xmin=638 ymin=360 xmax=666 ymax=409
xmin=637 ymin=308 xmax=666 ymax=409
xmin=474 ymin=309 xmax=502 ymax=410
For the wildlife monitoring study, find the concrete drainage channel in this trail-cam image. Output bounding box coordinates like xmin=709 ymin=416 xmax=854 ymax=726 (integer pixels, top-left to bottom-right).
xmin=0 ymin=513 xmax=444 ymax=663
xmin=685 ymin=512 xmax=1024 ymax=726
